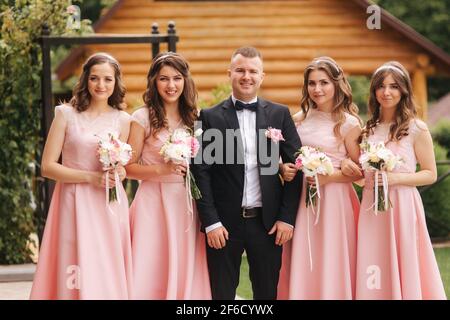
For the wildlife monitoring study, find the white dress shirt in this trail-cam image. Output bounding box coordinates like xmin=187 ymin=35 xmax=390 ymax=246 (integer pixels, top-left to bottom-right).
xmin=205 ymin=96 xmax=294 ymax=233
xmin=206 ymin=95 xmax=262 ymax=233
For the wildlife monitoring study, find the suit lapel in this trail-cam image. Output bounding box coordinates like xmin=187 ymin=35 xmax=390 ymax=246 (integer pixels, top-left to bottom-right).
xmin=222 ymin=97 xmax=240 ymax=130
xmin=256 ymin=98 xmax=269 ymax=168
xmin=256 ymin=98 xmax=268 ymax=131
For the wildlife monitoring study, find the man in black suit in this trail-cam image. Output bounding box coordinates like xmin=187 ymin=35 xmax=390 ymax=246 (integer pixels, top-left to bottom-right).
xmin=192 ymin=47 xmax=302 ymax=300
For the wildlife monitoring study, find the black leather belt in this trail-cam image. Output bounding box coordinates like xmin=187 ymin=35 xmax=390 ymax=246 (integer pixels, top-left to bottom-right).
xmin=241 ymin=207 xmax=262 ymax=218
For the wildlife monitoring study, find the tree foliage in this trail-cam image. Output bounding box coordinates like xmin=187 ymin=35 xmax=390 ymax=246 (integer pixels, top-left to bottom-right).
xmin=374 ymin=0 xmax=450 ymax=101
xmin=0 ymin=0 xmax=92 ymax=263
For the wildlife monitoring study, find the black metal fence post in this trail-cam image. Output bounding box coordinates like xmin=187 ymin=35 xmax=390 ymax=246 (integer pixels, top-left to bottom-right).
xmin=151 ymin=23 xmax=160 ymax=57
xmin=168 ymin=21 xmax=177 ymax=52
xmin=37 ymin=23 xmax=55 ymax=243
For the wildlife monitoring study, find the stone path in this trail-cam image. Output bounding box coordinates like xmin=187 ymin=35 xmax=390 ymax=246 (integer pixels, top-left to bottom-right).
xmin=0 ymin=281 xmax=32 ymax=300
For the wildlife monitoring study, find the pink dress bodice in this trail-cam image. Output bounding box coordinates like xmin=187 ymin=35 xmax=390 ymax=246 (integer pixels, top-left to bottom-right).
xmin=56 ymin=104 xmax=128 ymax=171
xmin=296 ymin=109 xmax=360 ymax=168
xmin=131 ymin=107 xmax=183 ymax=183
xmin=365 ymin=119 xmax=426 ymax=174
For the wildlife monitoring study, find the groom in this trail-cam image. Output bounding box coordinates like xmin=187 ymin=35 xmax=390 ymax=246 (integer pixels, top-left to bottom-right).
xmin=193 ymin=47 xmax=302 ymax=300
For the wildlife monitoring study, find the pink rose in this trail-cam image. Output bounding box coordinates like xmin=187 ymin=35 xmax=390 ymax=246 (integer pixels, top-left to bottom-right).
xmin=295 ymin=157 xmax=303 ymax=169
xmin=67 ymin=5 xmax=77 ymax=14
xmin=190 ymin=137 xmax=200 ymax=157
xmin=265 ymin=127 xmax=285 ymax=144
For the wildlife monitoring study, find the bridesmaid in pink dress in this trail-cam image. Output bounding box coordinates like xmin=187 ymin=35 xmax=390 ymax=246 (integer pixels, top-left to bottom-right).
xmin=344 ymin=61 xmax=446 ymax=299
xmin=126 ymin=52 xmax=211 ymax=299
xmin=30 ymin=53 xmax=133 ymax=299
xmin=278 ymin=57 xmax=362 ymax=299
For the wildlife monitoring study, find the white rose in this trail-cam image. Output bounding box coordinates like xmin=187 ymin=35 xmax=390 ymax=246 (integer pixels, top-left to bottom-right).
xmin=194 ymin=128 xmax=203 ymax=137
xmin=376 ymin=148 xmax=393 ymax=162
xmin=119 ymin=144 xmax=132 ymax=165
xmin=171 ymin=128 xmax=191 ymax=143
xmin=165 ymin=143 xmax=190 ymax=163
xmin=324 ymin=160 xmax=334 ymax=175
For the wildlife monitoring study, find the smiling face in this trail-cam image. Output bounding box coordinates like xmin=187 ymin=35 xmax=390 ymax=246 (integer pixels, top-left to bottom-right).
xmin=375 ymin=74 xmax=402 ymax=111
xmin=228 ymin=54 xmax=265 ymax=102
xmin=306 ymin=69 xmax=335 ymax=110
xmin=156 ymin=65 xmax=185 ymax=106
xmin=87 ymin=63 xmax=116 ymax=103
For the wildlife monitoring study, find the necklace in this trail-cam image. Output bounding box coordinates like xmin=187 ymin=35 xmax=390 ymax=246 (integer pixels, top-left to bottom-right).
xmin=167 ymin=118 xmax=183 ymax=133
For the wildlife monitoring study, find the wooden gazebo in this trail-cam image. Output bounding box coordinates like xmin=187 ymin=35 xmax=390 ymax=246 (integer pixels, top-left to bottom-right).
xmin=57 ymin=0 xmax=450 ymax=119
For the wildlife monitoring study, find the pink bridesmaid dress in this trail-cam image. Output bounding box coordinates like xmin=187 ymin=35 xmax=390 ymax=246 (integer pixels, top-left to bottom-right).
xmin=30 ymin=104 xmax=133 ymax=300
xmin=356 ymin=120 xmax=446 ymax=300
xmin=129 ymin=108 xmax=211 ymax=300
xmin=278 ymin=109 xmax=360 ymax=299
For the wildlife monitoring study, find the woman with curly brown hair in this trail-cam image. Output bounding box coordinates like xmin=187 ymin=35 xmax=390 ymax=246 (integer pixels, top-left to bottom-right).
xmin=30 ymin=53 xmax=133 ymax=299
xmin=278 ymin=56 xmax=362 ymax=299
xmin=126 ymin=52 xmax=211 ymax=299
xmin=344 ymin=61 xmax=446 ymax=299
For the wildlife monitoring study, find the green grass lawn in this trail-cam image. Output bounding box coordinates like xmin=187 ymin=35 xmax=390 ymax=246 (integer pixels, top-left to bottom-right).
xmin=435 ymin=247 xmax=450 ymax=298
xmin=237 ymin=247 xmax=450 ymax=300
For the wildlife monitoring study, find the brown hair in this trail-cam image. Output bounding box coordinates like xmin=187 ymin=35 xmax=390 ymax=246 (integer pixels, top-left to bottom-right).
xmin=231 ymin=46 xmax=263 ymax=61
xmin=361 ymin=61 xmax=417 ymax=142
xmin=142 ymin=52 xmax=198 ymax=135
xmin=69 ymin=52 xmax=125 ymax=112
xmin=300 ymin=56 xmax=361 ymax=139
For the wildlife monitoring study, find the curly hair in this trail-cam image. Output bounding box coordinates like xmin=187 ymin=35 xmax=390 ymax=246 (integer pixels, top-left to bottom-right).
xmin=361 ymin=61 xmax=417 ymax=142
xmin=142 ymin=52 xmax=198 ymax=135
xmin=69 ymin=52 xmax=126 ymax=112
xmin=300 ymin=56 xmax=361 ymax=139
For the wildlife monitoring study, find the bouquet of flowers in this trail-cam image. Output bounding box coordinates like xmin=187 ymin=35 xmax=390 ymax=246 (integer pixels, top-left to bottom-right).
xmin=159 ymin=127 xmax=202 ymax=200
xmin=294 ymin=146 xmax=334 ymax=209
xmin=97 ymin=133 xmax=133 ymax=204
xmin=359 ymin=140 xmax=403 ymax=214
xmin=294 ymin=146 xmax=334 ymax=271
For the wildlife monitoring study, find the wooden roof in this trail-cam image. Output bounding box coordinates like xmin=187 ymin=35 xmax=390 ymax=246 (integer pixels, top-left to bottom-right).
xmin=56 ymin=0 xmax=450 ymax=109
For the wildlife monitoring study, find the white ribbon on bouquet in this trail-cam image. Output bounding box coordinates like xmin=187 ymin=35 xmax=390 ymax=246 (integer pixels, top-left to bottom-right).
xmin=306 ymin=173 xmax=322 ymax=272
xmin=366 ymin=169 xmax=389 ymax=216
xmin=184 ymin=158 xmax=194 ymax=232
xmin=104 ymin=167 xmax=121 ymax=215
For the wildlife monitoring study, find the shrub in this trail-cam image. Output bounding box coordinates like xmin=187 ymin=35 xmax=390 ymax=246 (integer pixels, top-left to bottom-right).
xmin=198 ymin=83 xmax=232 ymax=109
xmin=421 ymin=142 xmax=450 ymax=238
xmin=432 ymin=119 xmax=450 ymax=156
xmin=0 ymin=0 xmax=92 ymax=264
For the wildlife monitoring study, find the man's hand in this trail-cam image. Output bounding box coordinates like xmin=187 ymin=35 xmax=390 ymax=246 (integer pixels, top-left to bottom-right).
xmin=206 ymin=226 xmax=229 ymax=249
xmin=280 ymin=163 xmax=298 ymax=182
xmin=268 ymin=221 xmax=294 ymax=246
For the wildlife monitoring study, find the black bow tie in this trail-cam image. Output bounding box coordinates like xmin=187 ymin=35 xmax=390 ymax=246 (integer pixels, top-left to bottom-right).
xmin=234 ymin=100 xmax=258 ymax=112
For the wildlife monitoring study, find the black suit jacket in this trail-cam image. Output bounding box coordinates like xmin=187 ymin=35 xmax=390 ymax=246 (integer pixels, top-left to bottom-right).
xmin=192 ymin=97 xmax=302 ymax=233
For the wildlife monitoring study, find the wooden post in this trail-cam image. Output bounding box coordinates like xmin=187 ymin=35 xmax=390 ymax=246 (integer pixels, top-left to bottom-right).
xmin=412 ymin=54 xmax=429 ymax=120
